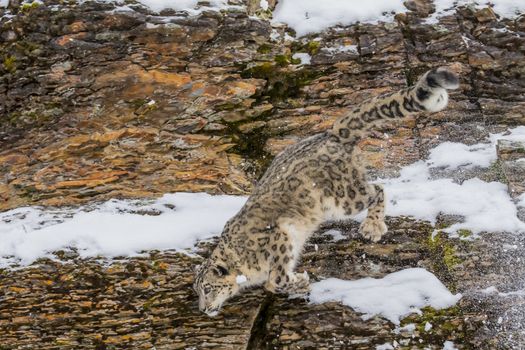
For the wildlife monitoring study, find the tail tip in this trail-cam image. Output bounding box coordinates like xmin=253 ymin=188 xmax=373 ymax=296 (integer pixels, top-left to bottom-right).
xmin=425 ymin=67 xmax=460 ymax=90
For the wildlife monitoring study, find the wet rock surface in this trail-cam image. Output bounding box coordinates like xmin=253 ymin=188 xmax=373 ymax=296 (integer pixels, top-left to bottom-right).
xmin=1 ymin=0 xmax=525 ymax=349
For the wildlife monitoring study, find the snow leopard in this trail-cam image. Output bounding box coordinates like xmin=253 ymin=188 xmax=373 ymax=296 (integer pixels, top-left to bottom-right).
xmin=194 ymin=67 xmax=459 ymax=316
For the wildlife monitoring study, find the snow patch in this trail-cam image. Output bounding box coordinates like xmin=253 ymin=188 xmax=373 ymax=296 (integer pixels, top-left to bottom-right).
xmin=443 ymin=340 xmax=459 ymax=350
xmin=429 ymin=0 xmax=525 ymax=23
xmin=89 ymin=0 xmax=235 ymax=15
xmin=322 ymin=44 xmax=359 ymax=55
xmin=393 ymin=323 xmax=416 ymax=334
xmin=376 ymin=343 xmax=394 ymax=350
xmin=309 ymin=268 xmax=461 ymax=325
xmin=0 ymin=193 xmax=246 ymax=268
xmin=427 ymin=126 xmax=525 ymax=170
xmin=0 ymin=0 xmax=9 ymax=7
xmin=137 ymin=0 xmax=226 ymax=13
xmin=292 ymin=52 xmax=311 ymax=65
xmin=383 ymin=165 xmax=525 ymax=235
xmin=324 ymin=229 xmax=346 ymax=241
xmin=382 ymin=127 xmax=525 ymax=236
xmin=272 ymin=0 xmax=406 ymax=36
xmin=1 ymin=128 xmax=524 ymax=267
xmin=427 ymin=142 xmax=495 ymax=169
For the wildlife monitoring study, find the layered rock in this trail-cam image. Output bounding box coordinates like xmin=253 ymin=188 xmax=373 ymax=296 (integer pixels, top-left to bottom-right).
xmin=1 ymin=0 xmax=525 ymax=349
xmin=1 ymin=0 xmax=524 ymax=211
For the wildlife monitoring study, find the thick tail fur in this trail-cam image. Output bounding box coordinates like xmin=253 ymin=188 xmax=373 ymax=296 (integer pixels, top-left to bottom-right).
xmin=331 ymin=67 xmax=459 ymax=144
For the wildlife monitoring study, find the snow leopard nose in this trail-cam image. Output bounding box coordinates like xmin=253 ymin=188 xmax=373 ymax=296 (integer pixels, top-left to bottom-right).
xmin=203 ymin=307 xmax=219 ymax=317
xmin=198 ymin=297 xmax=206 ymax=312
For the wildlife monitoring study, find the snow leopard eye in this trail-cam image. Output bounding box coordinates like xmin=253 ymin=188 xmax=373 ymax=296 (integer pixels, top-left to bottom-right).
xmin=212 ymin=265 xmax=229 ymax=277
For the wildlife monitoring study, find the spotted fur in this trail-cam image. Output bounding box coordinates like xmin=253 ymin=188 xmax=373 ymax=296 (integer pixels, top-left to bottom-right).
xmin=194 ymin=67 xmax=459 ymax=316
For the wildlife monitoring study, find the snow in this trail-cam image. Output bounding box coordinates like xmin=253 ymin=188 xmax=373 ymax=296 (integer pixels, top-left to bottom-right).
xmin=500 ymin=289 xmax=525 ymax=297
xmin=381 ymin=127 xmax=525 ymax=236
xmin=324 ymin=229 xmax=346 ymax=241
xmin=260 ymin=0 xmax=268 ymax=11
xmin=86 ymin=0 xmax=235 ymax=15
xmin=383 ymin=164 xmax=525 ymax=235
xmin=427 ymin=142 xmax=494 ymax=169
xmin=322 ymin=44 xmax=359 ymax=55
xmin=429 ymin=0 xmax=525 ymax=23
xmin=0 ymin=0 xmax=8 ymax=8
xmin=443 ymin=341 xmax=459 ymax=350
xmin=479 ymin=285 xmax=525 ymax=297
xmin=481 ymin=286 xmax=498 ymax=294
xmin=394 ymin=323 xmax=416 ymax=334
xmin=309 ymin=268 xmax=461 ymax=325
xmin=1 ymin=128 xmax=524 ymax=267
xmin=424 ymin=322 xmax=433 ymax=331
xmin=270 ymin=0 xmax=525 ymax=36
xmin=490 ymin=0 xmax=525 ymax=17
xmin=136 ymin=0 xmax=227 ymax=13
xmin=292 ymin=52 xmax=311 ymax=65
xmin=427 ymin=126 xmax=525 ymax=170
xmin=0 ymin=193 xmax=246 ymax=267
xmin=518 ymin=193 xmax=525 ymax=208
xmin=272 ymin=0 xmax=406 ymax=37
xmin=236 ymin=274 xmax=247 ymax=284
xmin=376 ymin=343 xmax=394 ymax=350
xmin=271 ymin=0 xmax=523 ymax=37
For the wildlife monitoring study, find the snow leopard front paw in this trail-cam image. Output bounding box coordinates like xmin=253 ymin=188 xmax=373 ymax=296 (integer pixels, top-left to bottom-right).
xmin=359 ymin=219 xmax=387 ymax=242
xmin=286 ymin=272 xmax=311 ymax=298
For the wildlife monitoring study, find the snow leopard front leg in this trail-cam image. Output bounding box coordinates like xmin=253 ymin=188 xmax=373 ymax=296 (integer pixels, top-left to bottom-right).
xmin=264 ymin=227 xmax=310 ymax=296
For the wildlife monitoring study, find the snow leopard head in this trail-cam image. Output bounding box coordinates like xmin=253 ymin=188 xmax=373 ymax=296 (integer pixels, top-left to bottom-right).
xmin=193 ymin=259 xmax=239 ymax=316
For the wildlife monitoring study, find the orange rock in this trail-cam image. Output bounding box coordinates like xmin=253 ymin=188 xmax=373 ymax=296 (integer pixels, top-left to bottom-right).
xmin=53 ymin=171 xmax=127 ymax=189
xmin=191 ymin=27 xmax=217 ymax=41
xmin=140 ymin=281 xmax=153 ymax=289
xmin=12 ymin=316 xmax=32 ymax=325
xmin=42 ymin=313 xmax=69 ymax=321
xmin=8 ymin=286 xmax=28 ymax=293
xmin=68 ymin=21 xmax=88 ymax=33
xmin=264 ymin=137 xmax=298 ymax=156
xmin=54 ymin=32 xmax=88 ymax=46
xmin=92 ymin=129 xmax=127 ymax=144
xmin=225 ymin=80 xmax=260 ymax=98
xmin=155 ymin=262 xmax=169 ymax=271
xmin=94 ymin=64 xmax=192 ymax=97
xmin=0 ymin=153 xmax=29 ymax=165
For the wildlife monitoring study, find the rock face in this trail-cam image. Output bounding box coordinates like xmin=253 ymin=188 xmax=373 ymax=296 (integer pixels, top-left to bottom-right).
xmin=1 ymin=0 xmax=525 ymax=349
xmin=1 ymin=0 xmax=524 ymax=211
xmin=497 ymin=139 xmax=525 ymax=198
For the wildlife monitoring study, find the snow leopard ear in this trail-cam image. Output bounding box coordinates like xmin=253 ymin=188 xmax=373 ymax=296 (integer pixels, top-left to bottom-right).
xmin=212 ymin=265 xmax=229 ymax=277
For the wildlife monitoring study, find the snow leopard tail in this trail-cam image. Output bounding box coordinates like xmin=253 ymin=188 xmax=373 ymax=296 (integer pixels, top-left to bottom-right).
xmin=331 ymin=67 xmax=459 ymax=145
